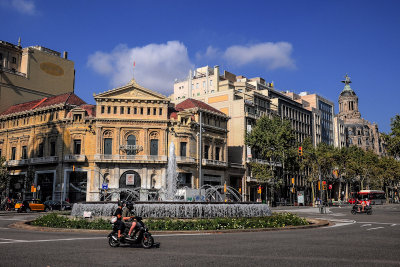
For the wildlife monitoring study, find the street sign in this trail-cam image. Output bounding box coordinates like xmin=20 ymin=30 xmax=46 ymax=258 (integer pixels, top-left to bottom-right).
xmin=102 ymin=183 xmax=108 ymax=190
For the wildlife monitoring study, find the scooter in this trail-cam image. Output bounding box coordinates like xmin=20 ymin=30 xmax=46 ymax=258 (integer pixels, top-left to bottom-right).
xmin=351 ymin=205 xmax=372 ymax=215
xmin=108 ymin=216 xmax=156 ymax=248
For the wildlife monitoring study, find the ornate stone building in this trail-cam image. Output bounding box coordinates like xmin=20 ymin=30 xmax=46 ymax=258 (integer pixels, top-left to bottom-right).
xmin=0 ymin=92 xmax=95 ymax=202
xmin=337 ymin=75 xmax=384 ymax=155
xmin=0 ymin=79 xmax=229 ymax=202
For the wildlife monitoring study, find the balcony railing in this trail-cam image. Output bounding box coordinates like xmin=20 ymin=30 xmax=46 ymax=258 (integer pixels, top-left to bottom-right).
xmin=94 ymin=154 xmax=167 ymax=162
xmin=176 ymin=156 xmax=196 ymax=164
xmin=30 ymin=156 xmax=58 ymax=164
xmin=202 ymin=159 xmax=228 ymax=167
xmin=246 ymin=158 xmax=282 ymax=167
xmin=64 ymin=154 xmax=86 ymax=162
xmin=6 ymin=159 xmax=29 ymax=166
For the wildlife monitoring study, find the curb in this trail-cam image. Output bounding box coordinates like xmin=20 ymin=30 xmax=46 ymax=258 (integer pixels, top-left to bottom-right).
xmin=9 ymin=218 xmax=330 ymax=234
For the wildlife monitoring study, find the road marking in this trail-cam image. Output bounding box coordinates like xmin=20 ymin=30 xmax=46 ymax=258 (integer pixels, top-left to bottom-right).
xmin=357 ymin=222 xmax=397 ymax=225
xmin=391 ymin=224 xmax=396 ymax=227
xmin=154 ymin=233 xmax=212 ymax=237
xmin=366 ymin=227 xmax=384 ymax=231
xmin=0 ymin=227 xmax=9 ymax=229
xmin=360 ymin=224 xmax=372 ymax=227
xmin=0 ymin=237 xmax=105 ymax=245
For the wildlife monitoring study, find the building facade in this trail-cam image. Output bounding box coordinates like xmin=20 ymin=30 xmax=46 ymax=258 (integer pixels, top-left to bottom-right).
xmin=0 ymin=79 xmax=229 ymax=203
xmin=174 ymin=66 xmax=314 ymax=202
xmin=0 ymin=39 xmax=75 ymax=114
xmin=337 ymin=75 xmax=384 ymax=155
xmin=0 ymin=92 xmax=94 ymax=202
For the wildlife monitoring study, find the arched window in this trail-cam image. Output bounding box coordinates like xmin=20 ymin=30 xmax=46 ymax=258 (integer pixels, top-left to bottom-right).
xmin=127 ymin=135 xmax=136 ymax=155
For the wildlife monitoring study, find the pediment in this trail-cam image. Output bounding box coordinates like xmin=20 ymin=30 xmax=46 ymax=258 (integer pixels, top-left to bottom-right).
xmin=94 ymin=79 xmax=168 ymax=102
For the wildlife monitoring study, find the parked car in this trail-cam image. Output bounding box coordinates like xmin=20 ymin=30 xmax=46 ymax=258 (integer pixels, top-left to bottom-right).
xmin=15 ymin=199 xmax=49 ymax=212
xmin=43 ymin=200 xmax=72 ymax=211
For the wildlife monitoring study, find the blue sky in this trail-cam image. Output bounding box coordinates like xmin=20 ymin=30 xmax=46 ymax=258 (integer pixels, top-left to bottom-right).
xmin=1 ymin=0 xmax=399 ymax=133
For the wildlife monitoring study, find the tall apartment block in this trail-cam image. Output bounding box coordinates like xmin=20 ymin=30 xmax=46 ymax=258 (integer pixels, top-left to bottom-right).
xmin=174 ymin=66 xmax=312 ymax=201
xmin=284 ymin=92 xmax=334 ymax=147
xmin=0 ymin=38 xmax=75 ymax=113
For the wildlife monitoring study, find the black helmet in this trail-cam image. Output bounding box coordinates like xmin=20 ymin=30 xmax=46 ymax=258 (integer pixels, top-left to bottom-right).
xmin=126 ymin=201 xmax=133 ymax=209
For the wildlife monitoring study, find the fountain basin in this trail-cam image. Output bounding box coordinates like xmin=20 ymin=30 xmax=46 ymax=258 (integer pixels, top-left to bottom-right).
xmin=71 ymin=202 xmax=271 ymax=218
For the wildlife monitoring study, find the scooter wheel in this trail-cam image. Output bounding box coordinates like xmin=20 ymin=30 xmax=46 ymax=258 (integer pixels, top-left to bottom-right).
xmin=141 ymin=235 xmax=154 ymax=249
xmin=367 ymin=211 xmax=372 ymax=215
xmin=108 ymin=236 xmax=120 ymax=247
xmin=351 ymin=210 xmax=356 ymax=215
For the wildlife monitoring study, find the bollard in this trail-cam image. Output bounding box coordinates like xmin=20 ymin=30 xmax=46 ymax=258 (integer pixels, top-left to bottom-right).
xmin=319 ymin=206 xmax=326 ymax=214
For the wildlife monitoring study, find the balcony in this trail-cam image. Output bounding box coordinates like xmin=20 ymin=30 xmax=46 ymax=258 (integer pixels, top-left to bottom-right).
xmin=246 ymin=158 xmax=282 ymax=167
xmin=30 ymin=156 xmax=59 ymax=164
xmin=202 ymin=159 xmax=228 ymax=167
xmin=64 ymin=154 xmax=86 ymax=162
xmin=6 ymin=159 xmax=29 ymax=167
xmin=245 ymin=112 xmax=258 ymax=120
xmin=176 ymin=156 xmax=196 ymax=164
xmin=94 ymin=154 xmax=167 ymax=163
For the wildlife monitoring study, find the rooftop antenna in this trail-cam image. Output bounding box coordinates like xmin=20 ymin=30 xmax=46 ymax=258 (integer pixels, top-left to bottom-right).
xmin=18 ymin=37 xmax=21 ymax=47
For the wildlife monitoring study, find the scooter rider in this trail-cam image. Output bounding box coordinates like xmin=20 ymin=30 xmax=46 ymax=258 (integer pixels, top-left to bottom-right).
xmin=122 ymin=201 xmax=137 ymax=238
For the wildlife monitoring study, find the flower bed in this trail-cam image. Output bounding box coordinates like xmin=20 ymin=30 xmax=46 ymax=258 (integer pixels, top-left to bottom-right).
xmin=31 ymin=212 xmax=308 ymax=231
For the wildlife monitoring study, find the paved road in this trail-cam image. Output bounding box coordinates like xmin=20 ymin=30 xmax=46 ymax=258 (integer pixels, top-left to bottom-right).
xmin=0 ymin=205 xmax=399 ymax=267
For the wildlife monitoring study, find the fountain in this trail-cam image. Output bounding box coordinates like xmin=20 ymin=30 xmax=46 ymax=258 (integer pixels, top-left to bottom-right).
xmin=164 ymin=142 xmax=178 ymax=201
xmin=71 ymin=143 xmax=271 ymax=218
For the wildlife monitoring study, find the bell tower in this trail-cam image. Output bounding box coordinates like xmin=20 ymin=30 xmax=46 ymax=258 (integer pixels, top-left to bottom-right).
xmin=338 ymin=74 xmax=361 ymax=120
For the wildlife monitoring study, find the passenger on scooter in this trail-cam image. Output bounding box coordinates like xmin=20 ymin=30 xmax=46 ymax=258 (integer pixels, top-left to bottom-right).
xmin=122 ymin=201 xmax=137 ymax=238
xmin=114 ymin=201 xmax=132 ymax=240
xmin=361 ymin=199 xmax=367 ymax=212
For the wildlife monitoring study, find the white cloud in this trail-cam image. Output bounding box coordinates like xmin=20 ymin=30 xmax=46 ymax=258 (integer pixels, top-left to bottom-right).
xmin=10 ymin=0 xmax=36 ymax=15
xmin=87 ymin=41 xmax=194 ymax=95
xmin=223 ymin=42 xmax=295 ymax=70
xmin=195 ymin=46 xmax=220 ymax=61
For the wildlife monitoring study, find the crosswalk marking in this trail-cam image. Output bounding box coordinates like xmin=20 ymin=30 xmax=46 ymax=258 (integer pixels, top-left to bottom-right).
xmin=366 ymin=227 xmax=384 ymax=231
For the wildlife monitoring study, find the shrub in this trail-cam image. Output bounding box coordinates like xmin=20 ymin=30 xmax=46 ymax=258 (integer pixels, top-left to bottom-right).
xmin=31 ymin=212 xmax=307 ymax=231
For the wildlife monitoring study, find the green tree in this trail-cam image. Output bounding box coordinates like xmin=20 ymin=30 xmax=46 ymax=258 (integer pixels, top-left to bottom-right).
xmin=245 ymin=115 xmax=296 ymax=202
xmin=383 ymin=114 xmax=400 ymax=159
xmin=0 ymin=156 xmax=10 ymax=204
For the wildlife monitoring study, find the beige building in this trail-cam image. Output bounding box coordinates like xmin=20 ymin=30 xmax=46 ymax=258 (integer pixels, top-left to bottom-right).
xmin=337 ymin=75 xmax=384 ymax=155
xmin=0 ymin=78 xmax=229 ymax=202
xmin=0 ymin=39 xmax=75 ymax=114
xmin=0 ymin=92 xmax=94 ymax=202
xmin=284 ymin=92 xmax=334 ymax=147
xmin=174 ymin=66 xmax=314 ymax=201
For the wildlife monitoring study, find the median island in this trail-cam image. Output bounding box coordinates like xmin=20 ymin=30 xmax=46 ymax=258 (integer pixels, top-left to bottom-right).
xmin=31 ymin=212 xmax=309 ymax=231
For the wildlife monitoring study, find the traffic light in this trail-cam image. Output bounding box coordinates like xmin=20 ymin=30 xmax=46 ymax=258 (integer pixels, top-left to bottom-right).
xmin=322 ymin=181 xmax=327 ymax=190
xmin=257 ymin=186 xmax=262 ymax=194
xmin=291 ymin=178 xmax=295 ymax=184
xmin=298 ymin=146 xmax=303 ymax=157
xmin=72 ymin=165 xmax=75 ymax=172
xmin=328 ymin=184 xmax=333 ymax=190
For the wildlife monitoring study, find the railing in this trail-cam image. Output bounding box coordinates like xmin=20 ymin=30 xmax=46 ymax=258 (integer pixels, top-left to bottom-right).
xmin=30 ymin=156 xmax=58 ymax=164
xmin=176 ymin=156 xmax=196 ymax=164
xmin=0 ymin=66 xmax=27 ymax=77
xmin=246 ymin=158 xmax=282 ymax=167
xmin=64 ymin=154 xmax=86 ymax=162
xmin=6 ymin=159 xmax=29 ymax=166
xmin=94 ymin=154 xmax=167 ymax=162
xmin=229 ymin=162 xmax=245 ymax=168
xmin=245 ymin=112 xmax=258 ymax=119
xmin=202 ymin=159 xmax=228 ymax=167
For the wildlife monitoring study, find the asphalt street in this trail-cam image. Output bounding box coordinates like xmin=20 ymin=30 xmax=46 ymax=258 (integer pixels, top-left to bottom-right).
xmin=0 ymin=205 xmax=399 ymax=267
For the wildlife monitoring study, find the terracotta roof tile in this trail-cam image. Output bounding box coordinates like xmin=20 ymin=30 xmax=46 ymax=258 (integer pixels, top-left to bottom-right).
xmin=175 ymin=98 xmax=224 ymax=115
xmin=1 ymin=92 xmax=86 ymax=116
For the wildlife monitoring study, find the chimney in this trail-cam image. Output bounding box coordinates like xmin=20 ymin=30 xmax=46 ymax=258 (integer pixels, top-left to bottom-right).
xmin=63 ymin=51 xmax=68 ymax=59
